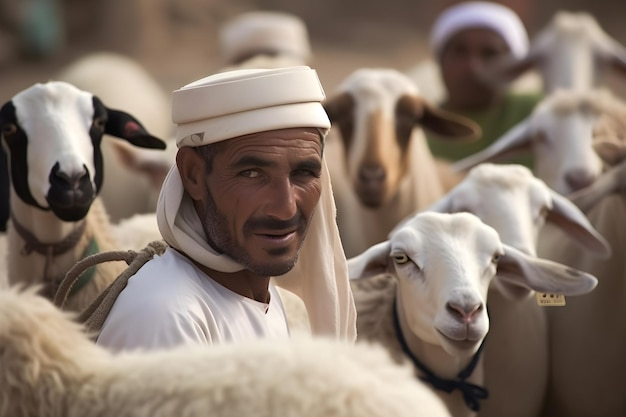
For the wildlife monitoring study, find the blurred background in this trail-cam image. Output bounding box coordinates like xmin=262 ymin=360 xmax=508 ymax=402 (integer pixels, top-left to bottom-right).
xmin=0 ymin=0 xmax=625 ymax=104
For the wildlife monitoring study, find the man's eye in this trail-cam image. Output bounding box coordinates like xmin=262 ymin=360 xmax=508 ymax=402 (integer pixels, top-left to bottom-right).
xmin=240 ymin=170 xmax=260 ymax=178
xmin=294 ymin=169 xmax=321 ymax=178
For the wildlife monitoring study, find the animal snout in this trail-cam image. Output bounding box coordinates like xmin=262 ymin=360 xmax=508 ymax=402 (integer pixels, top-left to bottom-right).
xmin=47 ymin=163 xmax=95 ymax=221
xmin=446 ymin=301 xmax=483 ymax=324
xmin=50 ymin=163 xmax=90 ymax=192
xmin=358 ymin=164 xmax=386 ymax=184
xmin=565 ymin=169 xmax=596 ymax=192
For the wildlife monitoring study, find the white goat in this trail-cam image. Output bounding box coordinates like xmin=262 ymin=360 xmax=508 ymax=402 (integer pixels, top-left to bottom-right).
xmin=481 ymin=11 xmax=626 ymax=93
xmin=323 ymin=68 xmax=480 ymax=257
xmin=1 ymin=81 xmax=166 ymax=312
xmin=453 ymin=87 xmax=626 ymax=416
xmin=54 ymin=51 xmax=177 ymax=223
xmin=533 ymin=136 xmax=626 ymax=416
xmin=568 ymin=139 xmax=626 ymax=212
xmin=452 ymin=88 xmax=626 ymax=196
xmin=420 ymin=163 xmax=610 ymax=417
xmin=349 ymin=211 xmax=598 ymax=417
xmin=0 ymin=285 xmax=452 ymax=417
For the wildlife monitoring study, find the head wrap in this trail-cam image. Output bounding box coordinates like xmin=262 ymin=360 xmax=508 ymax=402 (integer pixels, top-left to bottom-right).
xmin=218 ymin=11 xmax=312 ymax=66
xmin=430 ymin=1 xmax=529 ymax=59
xmin=157 ymin=66 xmax=356 ymax=341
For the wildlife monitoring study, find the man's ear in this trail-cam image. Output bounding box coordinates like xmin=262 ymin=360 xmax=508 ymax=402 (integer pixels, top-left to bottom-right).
xmin=176 ymin=147 xmax=207 ymax=201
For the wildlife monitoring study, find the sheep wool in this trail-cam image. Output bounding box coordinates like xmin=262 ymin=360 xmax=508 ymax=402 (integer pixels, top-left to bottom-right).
xmin=0 ymin=286 xmax=451 ymax=417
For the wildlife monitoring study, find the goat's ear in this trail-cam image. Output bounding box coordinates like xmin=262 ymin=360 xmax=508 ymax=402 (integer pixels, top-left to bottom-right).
xmin=323 ymin=92 xmax=354 ymax=123
xmin=347 ymin=241 xmax=391 ymax=280
xmin=607 ymin=40 xmax=626 ymax=77
xmin=420 ymin=101 xmax=481 ymax=141
xmin=494 ymin=243 xmax=598 ymax=301
xmin=593 ymin=139 xmax=626 ymax=166
xmin=546 ymin=190 xmax=611 ymax=258
xmin=452 ymin=119 xmax=532 ymax=173
xmin=478 ymin=53 xmax=539 ymax=88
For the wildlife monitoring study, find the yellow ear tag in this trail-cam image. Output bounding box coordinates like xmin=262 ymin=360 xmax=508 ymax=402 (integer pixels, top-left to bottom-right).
xmin=536 ymin=293 xmax=566 ymax=306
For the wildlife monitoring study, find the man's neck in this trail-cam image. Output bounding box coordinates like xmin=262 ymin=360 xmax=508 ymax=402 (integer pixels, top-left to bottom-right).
xmin=179 ymin=250 xmax=271 ymax=303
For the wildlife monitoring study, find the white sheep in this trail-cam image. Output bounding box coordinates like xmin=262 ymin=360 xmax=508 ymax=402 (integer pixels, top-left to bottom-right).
xmin=349 ymin=211 xmax=598 ymax=417
xmin=452 ymin=88 xmax=626 ymax=196
xmin=0 ymin=285 xmax=452 ymax=417
xmin=54 ymin=51 xmax=177 ymax=223
xmin=1 ymin=81 xmax=166 ymax=312
xmin=480 ymin=11 xmax=626 ymax=93
xmin=420 ymin=163 xmax=610 ymax=417
xmin=323 ymin=68 xmax=480 ymax=257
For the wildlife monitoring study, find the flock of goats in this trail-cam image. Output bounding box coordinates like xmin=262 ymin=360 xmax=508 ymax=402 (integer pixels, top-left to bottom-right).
xmin=1 ymin=8 xmax=626 ymax=417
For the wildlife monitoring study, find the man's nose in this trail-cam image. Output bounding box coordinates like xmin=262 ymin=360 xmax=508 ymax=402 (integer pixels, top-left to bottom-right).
xmin=265 ymin=179 xmax=297 ymax=220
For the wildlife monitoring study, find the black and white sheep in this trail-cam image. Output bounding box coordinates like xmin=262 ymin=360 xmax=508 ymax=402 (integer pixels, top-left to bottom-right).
xmin=1 ymin=81 xmax=165 ymax=311
xmin=54 ymin=51 xmax=177 ymax=223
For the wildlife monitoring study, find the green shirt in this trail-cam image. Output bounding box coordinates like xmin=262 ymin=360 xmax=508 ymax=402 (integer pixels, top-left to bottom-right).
xmin=427 ymin=92 xmax=543 ymax=169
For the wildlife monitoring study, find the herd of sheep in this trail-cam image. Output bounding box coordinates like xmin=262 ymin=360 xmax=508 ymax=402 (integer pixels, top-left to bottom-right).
xmin=1 ymin=9 xmax=626 ymax=417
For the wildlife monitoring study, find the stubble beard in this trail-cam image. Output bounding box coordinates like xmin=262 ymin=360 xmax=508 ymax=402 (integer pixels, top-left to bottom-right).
xmin=200 ymin=188 xmax=307 ymax=277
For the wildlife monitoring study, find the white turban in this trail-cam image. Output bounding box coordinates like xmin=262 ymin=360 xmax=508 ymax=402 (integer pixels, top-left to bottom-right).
xmin=430 ymin=1 xmax=529 ymax=59
xmin=218 ymin=11 xmax=311 ymax=65
xmin=157 ymin=66 xmax=356 ymax=341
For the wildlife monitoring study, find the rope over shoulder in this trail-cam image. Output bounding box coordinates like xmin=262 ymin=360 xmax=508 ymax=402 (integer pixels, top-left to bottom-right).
xmin=53 ymin=240 xmax=169 ymax=338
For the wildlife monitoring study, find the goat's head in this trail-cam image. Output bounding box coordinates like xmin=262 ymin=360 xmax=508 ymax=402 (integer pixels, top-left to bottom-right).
xmin=324 ymin=68 xmax=478 ymax=208
xmin=0 ymin=81 xmax=165 ymax=222
xmin=349 ymin=211 xmax=598 ymax=357
xmin=453 ymin=89 xmax=621 ymax=195
xmin=427 ymin=163 xmax=610 ymax=259
xmin=477 ymin=11 xmax=626 ymax=93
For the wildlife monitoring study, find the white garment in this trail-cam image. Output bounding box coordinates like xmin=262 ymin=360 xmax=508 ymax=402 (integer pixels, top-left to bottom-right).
xmin=96 ymin=247 xmax=290 ymax=352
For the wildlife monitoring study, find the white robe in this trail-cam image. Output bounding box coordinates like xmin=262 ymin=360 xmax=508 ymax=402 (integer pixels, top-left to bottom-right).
xmin=96 ymin=247 xmax=289 ymax=352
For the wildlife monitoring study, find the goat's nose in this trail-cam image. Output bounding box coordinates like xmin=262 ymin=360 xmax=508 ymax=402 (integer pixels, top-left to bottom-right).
xmin=358 ymin=164 xmax=386 ymax=183
xmin=565 ymin=169 xmax=595 ymax=192
xmin=446 ymin=302 xmax=483 ymax=324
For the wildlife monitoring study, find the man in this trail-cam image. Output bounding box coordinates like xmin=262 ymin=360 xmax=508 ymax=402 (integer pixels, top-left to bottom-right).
xmin=425 ymin=1 xmax=542 ymax=167
xmin=97 ymin=66 xmax=357 ymax=351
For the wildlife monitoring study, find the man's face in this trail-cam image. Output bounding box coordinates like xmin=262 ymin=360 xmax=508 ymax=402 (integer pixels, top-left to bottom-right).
xmin=199 ymin=128 xmax=323 ymax=276
xmin=439 ymin=28 xmax=511 ymax=110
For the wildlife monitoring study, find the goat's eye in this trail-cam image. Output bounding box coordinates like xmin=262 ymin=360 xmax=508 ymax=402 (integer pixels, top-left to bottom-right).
xmin=2 ymin=123 xmax=17 ymax=137
xmin=539 ymin=207 xmax=549 ymax=219
xmin=392 ymin=252 xmax=410 ymax=264
xmin=93 ymin=117 xmax=106 ymax=131
xmin=492 ymin=253 xmax=501 ymax=264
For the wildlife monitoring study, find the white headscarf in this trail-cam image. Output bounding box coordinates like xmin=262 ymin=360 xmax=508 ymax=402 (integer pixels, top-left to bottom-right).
xmin=157 ymin=66 xmax=357 ymax=341
xmin=218 ymin=11 xmax=311 ymax=66
xmin=430 ymin=1 xmax=529 ymax=59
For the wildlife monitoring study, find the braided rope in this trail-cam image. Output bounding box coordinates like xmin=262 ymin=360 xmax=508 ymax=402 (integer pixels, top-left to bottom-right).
xmin=53 ymin=240 xmax=169 ymax=338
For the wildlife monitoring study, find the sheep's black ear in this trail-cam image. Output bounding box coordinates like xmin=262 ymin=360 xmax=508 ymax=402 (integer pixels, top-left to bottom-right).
xmin=92 ymin=96 xmax=166 ymax=150
xmin=104 ymin=108 xmax=167 ymax=150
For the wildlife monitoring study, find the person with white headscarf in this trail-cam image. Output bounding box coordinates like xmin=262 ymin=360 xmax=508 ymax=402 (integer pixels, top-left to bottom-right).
xmin=424 ymin=1 xmax=542 ymax=169
xmin=96 ymin=66 xmax=357 ymax=351
xmin=218 ymin=11 xmax=312 ymax=69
